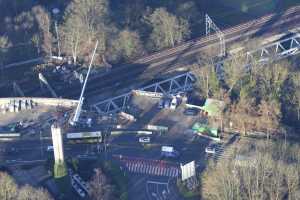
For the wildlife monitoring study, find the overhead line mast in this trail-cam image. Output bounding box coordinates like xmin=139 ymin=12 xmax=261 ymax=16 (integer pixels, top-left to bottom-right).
xmin=205 ymin=14 xmax=226 ymax=57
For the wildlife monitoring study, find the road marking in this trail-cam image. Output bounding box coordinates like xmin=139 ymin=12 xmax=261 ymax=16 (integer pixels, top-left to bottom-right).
xmin=121 ymin=158 xmax=180 ymax=177
xmin=147 ymin=181 xmax=170 ymax=200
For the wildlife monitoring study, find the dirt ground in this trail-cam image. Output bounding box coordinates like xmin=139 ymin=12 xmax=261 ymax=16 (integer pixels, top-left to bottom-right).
xmin=0 ymin=105 xmax=57 ymax=126
xmin=126 ymin=94 xmax=202 ymax=136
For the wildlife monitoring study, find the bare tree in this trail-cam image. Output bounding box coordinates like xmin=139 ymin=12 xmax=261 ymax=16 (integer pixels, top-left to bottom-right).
xmin=32 ymin=6 xmax=53 ymax=56
xmin=223 ymin=53 xmax=247 ymax=94
xmin=0 ymin=172 xmax=53 ymax=200
xmin=61 ymin=0 xmax=109 ymax=64
xmin=89 ymin=168 xmax=112 ymax=200
xmin=292 ymin=72 xmax=300 ymax=121
xmin=228 ymin=98 xmax=257 ymax=135
xmin=202 ymin=160 xmax=241 ymax=200
xmin=111 ymin=29 xmax=144 ymax=62
xmin=60 ymin=18 xmax=85 ymax=64
xmin=17 ymin=184 xmax=53 ymax=200
xmin=285 ymin=164 xmax=299 ymax=200
xmin=194 ymin=60 xmax=220 ymax=99
xmin=201 ymin=141 xmax=300 ymax=200
xmin=258 ymin=100 xmax=281 ymax=138
xmin=146 ymin=7 xmax=190 ymax=50
xmin=0 ymin=172 xmax=17 ymax=200
xmin=0 ymin=35 xmax=10 ymax=72
xmin=258 ymin=61 xmax=289 ymax=101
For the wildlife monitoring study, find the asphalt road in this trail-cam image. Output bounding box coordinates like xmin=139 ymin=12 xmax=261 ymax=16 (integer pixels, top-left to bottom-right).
xmin=0 ymin=129 xmax=211 ymax=200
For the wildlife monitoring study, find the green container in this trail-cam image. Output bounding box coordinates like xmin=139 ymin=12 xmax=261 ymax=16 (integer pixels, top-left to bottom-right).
xmin=192 ymin=123 xmax=218 ymax=137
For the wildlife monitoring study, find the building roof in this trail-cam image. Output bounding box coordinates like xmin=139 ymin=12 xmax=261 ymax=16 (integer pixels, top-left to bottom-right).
xmin=201 ymin=98 xmax=225 ymax=117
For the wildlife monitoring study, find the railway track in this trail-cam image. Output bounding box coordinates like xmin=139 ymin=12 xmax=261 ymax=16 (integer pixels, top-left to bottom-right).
xmin=3 ymin=5 xmax=300 ymax=99
xmin=63 ymin=10 xmax=300 ymax=100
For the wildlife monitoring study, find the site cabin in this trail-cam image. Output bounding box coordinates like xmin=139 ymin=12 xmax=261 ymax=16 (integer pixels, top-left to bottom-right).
xmin=66 ymin=131 xmax=102 ymax=144
xmin=0 ymin=132 xmax=21 ymax=141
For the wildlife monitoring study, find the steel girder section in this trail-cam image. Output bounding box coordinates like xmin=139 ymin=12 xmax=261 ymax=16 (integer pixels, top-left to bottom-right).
xmin=140 ymin=72 xmax=194 ymax=94
xmin=92 ymin=92 xmax=131 ymax=114
xmin=246 ymin=34 xmax=300 ymax=65
xmin=92 ymin=72 xmax=195 ymax=114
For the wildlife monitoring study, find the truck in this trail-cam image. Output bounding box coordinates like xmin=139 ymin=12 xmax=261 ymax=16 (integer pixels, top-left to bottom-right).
xmin=161 ymin=146 xmax=179 ymax=158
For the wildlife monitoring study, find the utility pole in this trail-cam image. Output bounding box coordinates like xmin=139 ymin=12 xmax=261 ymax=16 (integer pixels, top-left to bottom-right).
xmin=205 ymin=14 xmax=226 ymax=57
xmin=40 ymin=130 xmax=43 ymax=158
xmin=70 ymin=40 xmax=98 ymax=126
xmin=55 ymin=21 xmax=61 ymax=57
xmin=52 ymin=8 xmax=61 ymax=58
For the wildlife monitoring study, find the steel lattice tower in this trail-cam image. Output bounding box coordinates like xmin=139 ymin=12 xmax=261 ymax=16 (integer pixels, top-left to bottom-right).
xmin=205 ymin=14 xmax=226 ymax=57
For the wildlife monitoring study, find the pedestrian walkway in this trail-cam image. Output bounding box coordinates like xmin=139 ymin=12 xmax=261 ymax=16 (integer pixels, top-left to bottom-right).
xmin=114 ymin=155 xmax=180 ymax=177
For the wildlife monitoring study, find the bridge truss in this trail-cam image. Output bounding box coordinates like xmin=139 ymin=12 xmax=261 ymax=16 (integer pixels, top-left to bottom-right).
xmin=92 ymin=72 xmax=195 ymax=114
xmin=92 ymin=33 xmax=300 ymax=115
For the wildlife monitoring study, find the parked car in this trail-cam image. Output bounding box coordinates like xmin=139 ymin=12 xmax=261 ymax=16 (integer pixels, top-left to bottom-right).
xmin=164 ymin=99 xmax=171 ymax=108
xmin=139 ymin=137 xmax=151 ymax=143
xmin=183 ymin=108 xmax=199 ymax=116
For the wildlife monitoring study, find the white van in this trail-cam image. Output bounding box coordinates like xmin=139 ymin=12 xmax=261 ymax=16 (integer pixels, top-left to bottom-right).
xmin=170 ymin=97 xmax=177 ymax=110
xmin=139 ymin=137 xmax=151 ymax=143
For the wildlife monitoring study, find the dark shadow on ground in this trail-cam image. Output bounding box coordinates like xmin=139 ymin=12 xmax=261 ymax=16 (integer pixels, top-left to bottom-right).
xmin=251 ymin=1 xmax=286 ymax=38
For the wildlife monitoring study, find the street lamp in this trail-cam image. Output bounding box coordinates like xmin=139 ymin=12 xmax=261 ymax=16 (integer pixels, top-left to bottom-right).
xmin=39 ymin=130 xmax=43 ymax=158
xmin=52 ymin=8 xmax=61 ymax=58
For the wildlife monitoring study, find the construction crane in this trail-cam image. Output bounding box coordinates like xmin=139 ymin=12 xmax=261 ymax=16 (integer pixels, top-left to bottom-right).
xmin=70 ymin=40 xmax=98 ymax=126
